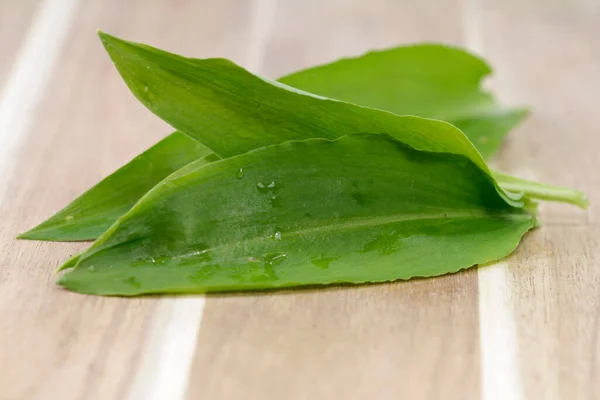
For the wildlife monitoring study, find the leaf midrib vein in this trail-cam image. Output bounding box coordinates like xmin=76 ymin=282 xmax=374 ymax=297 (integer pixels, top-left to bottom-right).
xmin=84 ymin=209 xmax=531 ymax=266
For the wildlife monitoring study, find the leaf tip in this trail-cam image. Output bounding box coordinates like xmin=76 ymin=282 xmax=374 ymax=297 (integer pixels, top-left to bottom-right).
xmin=16 ymin=232 xmax=31 ymax=240
xmin=97 ymin=30 xmax=131 ymax=59
xmin=55 ymin=254 xmax=81 ymax=274
xmin=16 ymin=227 xmax=46 ymax=241
xmin=97 ymin=29 xmax=113 ymax=43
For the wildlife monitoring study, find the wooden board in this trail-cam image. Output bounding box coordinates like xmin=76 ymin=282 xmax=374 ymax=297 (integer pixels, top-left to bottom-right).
xmin=0 ymin=0 xmax=597 ymax=399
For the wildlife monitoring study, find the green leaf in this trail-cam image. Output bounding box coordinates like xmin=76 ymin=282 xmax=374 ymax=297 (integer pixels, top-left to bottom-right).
xmin=96 ymin=32 xmax=494 ymax=175
xmin=96 ymin=33 xmax=584 ymax=209
xmin=19 ymin=132 xmax=211 ymax=240
xmin=278 ymin=44 xmax=528 ymax=158
xmin=58 ymin=134 xmax=535 ymax=295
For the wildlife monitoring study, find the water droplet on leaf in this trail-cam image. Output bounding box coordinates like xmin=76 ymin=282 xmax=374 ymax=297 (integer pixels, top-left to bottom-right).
xmin=264 ymin=252 xmax=287 ymax=266
xmin=257 ymin=181 xmax=276 ymax=193
xmin=236 ymin=168 xmax=245 ymax=179
xmin=87 ymin=265 xmax=95 ymax=272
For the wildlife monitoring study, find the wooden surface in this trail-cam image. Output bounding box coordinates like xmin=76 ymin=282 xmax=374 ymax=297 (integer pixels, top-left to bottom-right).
xmin=0 ymin=0 xmax=597 ymax=399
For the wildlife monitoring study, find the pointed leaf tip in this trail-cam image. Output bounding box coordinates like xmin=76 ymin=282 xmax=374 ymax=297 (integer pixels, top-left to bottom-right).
xmin=97 ymin=30 xmax=112 ymax=46
xmin=97 ymin=31 xmax=134 ymax=59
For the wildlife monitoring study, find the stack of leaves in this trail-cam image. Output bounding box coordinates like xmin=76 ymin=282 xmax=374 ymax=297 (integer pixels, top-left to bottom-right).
xmin=19 ymin=32 xmax=587 ymax=296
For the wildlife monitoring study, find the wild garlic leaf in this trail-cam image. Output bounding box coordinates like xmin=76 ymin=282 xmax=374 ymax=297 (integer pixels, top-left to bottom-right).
xmin=278 ymin=44 xmax=527 ymax=158
xmin=58 ymin=134 xmax=535 ymax=295
xmin=19 ymin=132 xmax=211 ymax=240
xmin=98 ymin=32 xmax=583 ymax=209
xmin=97 ymin=32 xmax=495 ymax=175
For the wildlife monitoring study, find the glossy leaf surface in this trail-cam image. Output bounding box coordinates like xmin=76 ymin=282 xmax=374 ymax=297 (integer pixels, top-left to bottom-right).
xmin=58 ymin=134 xmax=535 ymax=295
xmin=19 ymin=132 xmax=211 ymax=240
xmin=279 ymin=44 xmax=527 ymax=158
xmin=98 ymin=32 xmax=493 ymax=173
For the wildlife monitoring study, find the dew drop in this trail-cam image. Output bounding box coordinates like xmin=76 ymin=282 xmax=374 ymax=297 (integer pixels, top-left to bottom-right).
xmin=144 ymin=86 xmax=149 ymax=92
xmin=65 ymin=215 xmax=74 ymax=220
xmin=257 ymin=181 xmax=277 ymax=193
xmin=264 ymin=252 xmax=287 ymax=266
xmin=150 ymin=257 xmax=156 ymax=264
xmin=236 ymin=168 xmax=245 ymax=180
xmin=87 ymin=265 xmax=95 ymax=272
xmin=273 ymin=231 xmax=282 ymax=241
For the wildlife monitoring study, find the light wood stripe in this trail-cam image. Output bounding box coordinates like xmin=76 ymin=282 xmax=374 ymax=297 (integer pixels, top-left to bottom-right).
xmin=127 ymin=1 xmax=277 ymax=398
xmin=0 ymin=0 xmax=80 ymax=202
xmin=0 ymin=0 xmax=39 ymax=88
xmin=460 ymin=1 xmax=524 ymax=399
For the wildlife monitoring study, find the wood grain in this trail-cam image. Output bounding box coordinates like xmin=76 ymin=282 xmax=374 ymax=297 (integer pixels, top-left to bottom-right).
xmin=0 ymin=0 xmax=254 ymax=399
xmin=477 ymin=0 xmax=600 ymax=398
xmin=0 ymin=0 xmax=598 ymax=399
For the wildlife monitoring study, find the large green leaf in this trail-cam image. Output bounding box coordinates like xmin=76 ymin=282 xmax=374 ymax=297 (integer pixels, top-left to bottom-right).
xmin=58 ymin=134 xmax=535 ymax=295
xmin=97 ymin=32 xmax=492 ymax=173
xmin=100 ymin=32 xmax=589 ymax=209
xmin=278 ymin=44 xmax=527 ymax=158
xmin=19 ymin=132 xmax=211 ymax=240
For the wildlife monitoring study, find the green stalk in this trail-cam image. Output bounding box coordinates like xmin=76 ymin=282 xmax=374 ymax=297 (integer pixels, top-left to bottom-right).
xmin=493 ymin=169 xmax=588 ymax=209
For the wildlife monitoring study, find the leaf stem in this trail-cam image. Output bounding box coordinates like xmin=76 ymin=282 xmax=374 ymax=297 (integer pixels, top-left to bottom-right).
xmin=493 ymin=170 xmax=588 ymax=209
